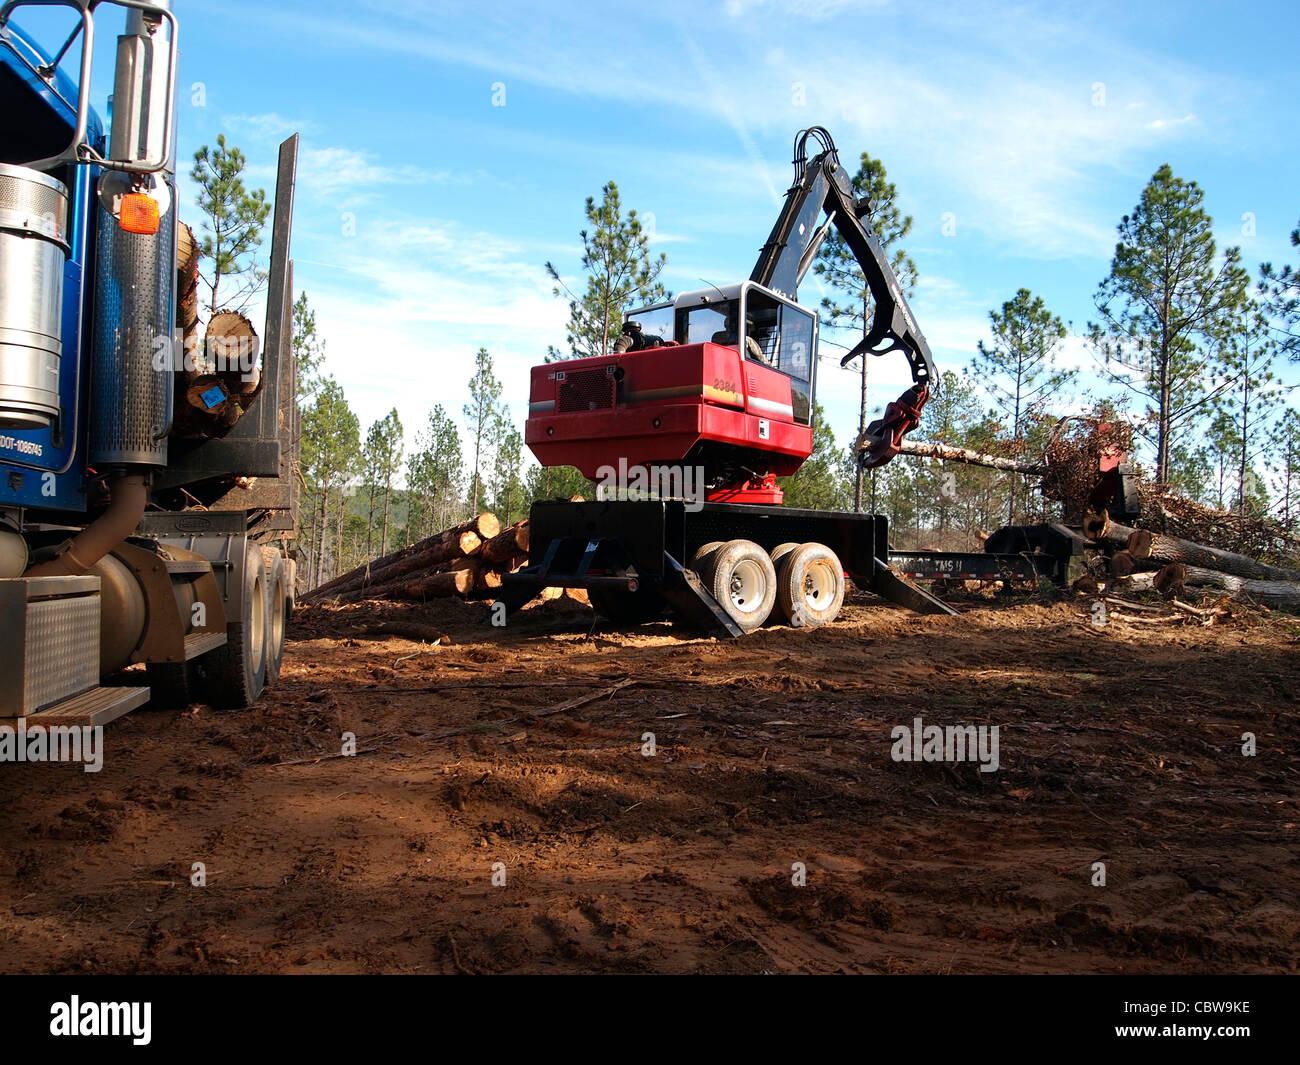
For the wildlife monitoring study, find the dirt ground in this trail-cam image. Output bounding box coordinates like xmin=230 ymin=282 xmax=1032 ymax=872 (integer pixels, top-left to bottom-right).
xmin=2 ymin=589 xmax=1297 ymax=974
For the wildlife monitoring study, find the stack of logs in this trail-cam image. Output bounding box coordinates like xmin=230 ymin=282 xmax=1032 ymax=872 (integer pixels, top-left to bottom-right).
xmin=1081 ymin=510 xmax=1300 ymax=610
xmin=304 ymin=513 xmax=532 ymax=603
xmin=171 ymin=222 xmax=264 ymax=440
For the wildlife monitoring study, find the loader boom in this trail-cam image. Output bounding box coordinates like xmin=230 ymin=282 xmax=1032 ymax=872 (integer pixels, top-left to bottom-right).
xmin=750 ymin=127 xmax=936 ymax=467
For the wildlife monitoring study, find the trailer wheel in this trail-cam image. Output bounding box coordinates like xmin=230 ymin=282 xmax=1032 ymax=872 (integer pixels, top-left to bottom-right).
xmin=769 ymin=542 xmax=799 ymax=573
xmin=204 ymin=542 xmax=268 ymax=708
xmin=776 ymin=542 xmax=846 ymax=628
xmin=690 ymin=541 xmax=726 ymax=582
xmin=708 ymin=539 xmax=777 ymax=632
xmin=261 ymin=546 xmax=288 ymax=688
xmin=589 ymin=582 xmax=666 ymax=625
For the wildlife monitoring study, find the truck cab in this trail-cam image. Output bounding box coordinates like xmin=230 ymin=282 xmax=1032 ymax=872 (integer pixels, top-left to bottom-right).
xmin=0 ymin=2 xmax=300 ymax=725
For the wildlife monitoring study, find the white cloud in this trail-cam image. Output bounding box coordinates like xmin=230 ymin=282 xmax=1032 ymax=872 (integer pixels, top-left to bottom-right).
xmin=296 ymin=217 xmax=567 ymax=454
xmin=225 ymin=112 xmax=320 ymax=140
xmin=294 ymin=146 xmax=452 ymax=197
xmin=1146 ymin=113 xmax=1197 ymax=131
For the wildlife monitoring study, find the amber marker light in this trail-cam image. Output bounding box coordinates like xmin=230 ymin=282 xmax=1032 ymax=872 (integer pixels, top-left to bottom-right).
xmin=119 ymin=192 xmax=160 ymax=235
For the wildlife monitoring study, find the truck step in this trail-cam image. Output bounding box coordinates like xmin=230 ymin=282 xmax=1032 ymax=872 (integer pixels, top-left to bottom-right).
xmin=184 ymin=630 xmax=227 ymax=660
xmin=24 ymin=685 xmax=151 ymax=728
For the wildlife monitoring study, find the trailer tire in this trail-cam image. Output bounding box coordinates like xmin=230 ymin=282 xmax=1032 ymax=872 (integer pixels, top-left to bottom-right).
xmin=204 ymin=542 xmax=268 ymax=709
xmin=589 ymin=582 xmax=666 ymax=625
xmin=757 ymin=545 xmax=801 ymax=627
xmin=261 ymin=546 xmax=288 ymax=688
xmin=776 ymin=542 xmax=845 ymax=628
xmin=769 ymin=542 xmax=799 ymax=572
xmin=690 ymin=541 xmax=726 ymax=582
xmin=708 ymin=539 xmax=777 ymax=632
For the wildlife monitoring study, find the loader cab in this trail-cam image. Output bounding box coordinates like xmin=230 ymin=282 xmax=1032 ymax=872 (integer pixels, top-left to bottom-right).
xmin=625 ymin=281 xmax=816 ymax=426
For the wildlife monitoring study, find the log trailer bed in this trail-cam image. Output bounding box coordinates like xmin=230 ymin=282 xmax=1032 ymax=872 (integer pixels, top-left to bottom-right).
xmin=499 ymin=499 xmax=1088 ymax=635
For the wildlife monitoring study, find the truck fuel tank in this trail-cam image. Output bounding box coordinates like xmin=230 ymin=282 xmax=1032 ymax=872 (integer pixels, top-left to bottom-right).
xmin=0 ymin=163 xmax=69 ymax=430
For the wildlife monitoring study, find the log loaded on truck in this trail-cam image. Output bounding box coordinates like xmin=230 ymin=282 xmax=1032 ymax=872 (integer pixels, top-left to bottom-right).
xmin=502 ymin=128 xmax=1114 ymax=634
xmin=0 ymin=1 xmax=299 ymax=725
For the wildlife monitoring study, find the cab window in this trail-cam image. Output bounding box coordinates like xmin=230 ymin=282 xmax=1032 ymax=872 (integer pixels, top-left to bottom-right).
xmin=680 ymin=302 xmax=735 ymax=346
xmin=624 ymin=304 xmax=674 ymax=343
xmin=742 ymin=289 xmax=814 ymax=426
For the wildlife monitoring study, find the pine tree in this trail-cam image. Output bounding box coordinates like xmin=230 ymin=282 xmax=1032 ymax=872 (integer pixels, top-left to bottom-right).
xmin=361 ymin=409 xmax=403 ymax=556
xmin=1166 ymin=442 xmax=1212 ymax=505
xmin=489 ymin=410 xmax=525 ymax=524
xmin=814 ymin=151 xmax=916 ymax=512
xmin=409 ymin=405 xmax=465 ymax=536
xmin=1089 ymin=164 xmax=1250 ymax=482
xmin=293 ymin=292 xmax=325 ymax=403
xmin=971 ymin=288 xmax=1074 ymax=521
xmin=780 ymin=404 xmax=850 ymax=510
xmin=301 ymin=378 xmax=360 ymax=586
xmin=1273 ymin=410 xmax=1300 ymax=527
xmin=545 ymin=182 xmax=669 ymax=360
xmin=525 ymin=462 xmax=590 ymax=504
xmin=191 ymin=135 xmax=270 ymax=315
xmin=463 ymin=349 xmax=501 ymax=514
xmin=915 ymin=370 xmax=991 ymax=541
xmin=1259 ymin=212 xmax=1300 ymax=361
xmin=1215 ymin=308 xmax=1284 ymax=514
xmin=1203 ymin=411 xmax=1239 ymax=510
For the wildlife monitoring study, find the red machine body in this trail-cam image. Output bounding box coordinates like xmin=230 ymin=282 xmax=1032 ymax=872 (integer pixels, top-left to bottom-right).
xmin=526 ymin=341 xmax=812 ymax=481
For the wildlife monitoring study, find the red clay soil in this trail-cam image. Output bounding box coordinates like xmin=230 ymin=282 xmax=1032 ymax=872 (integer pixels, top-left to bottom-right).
xmin=2 ymin=591 xmax=1297 ymax=974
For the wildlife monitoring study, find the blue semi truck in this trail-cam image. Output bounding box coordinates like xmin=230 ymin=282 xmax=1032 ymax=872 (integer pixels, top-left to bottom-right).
xmin=0 ymin=1 xmax=299 ymax=722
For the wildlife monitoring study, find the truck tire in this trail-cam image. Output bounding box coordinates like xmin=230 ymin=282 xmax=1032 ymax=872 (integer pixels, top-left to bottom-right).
xmin=589 ymin=582 xmax=666 ymax=625
xmin=708 ymin=539 xmax=776 ymax=632
xmin=204 ymin=541 xmax=267 ymax=709
xmin=261 ymin=546 xmax=288 ymax=688
xmin=145 ymin=661 xmax=198 ymax=709
xmin=776 ymin=542 xmax=846 ymax=628
xmin=690 ymin=541 xmax=726 ymax=582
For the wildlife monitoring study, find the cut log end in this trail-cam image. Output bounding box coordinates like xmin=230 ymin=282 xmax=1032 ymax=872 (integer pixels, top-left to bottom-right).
xmin=1126 ymin=528 xmax=1154 ymax=560
xmin=1153 ymin=563 xmax=1186 ymax=598
xmin=1082 ymin=509 xmax=1110 ymax=540
xmin=1110 ymin=551 xmax=1136 ymax=579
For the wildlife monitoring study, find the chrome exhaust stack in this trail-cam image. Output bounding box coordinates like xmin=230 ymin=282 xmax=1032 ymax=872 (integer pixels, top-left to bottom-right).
xmin=88 ymin=0 xmax=177 ymax=467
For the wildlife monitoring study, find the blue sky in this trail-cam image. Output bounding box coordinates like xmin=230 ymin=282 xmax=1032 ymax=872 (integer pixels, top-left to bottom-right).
xmin=32 ymin=0 xmax=1300 ymax=473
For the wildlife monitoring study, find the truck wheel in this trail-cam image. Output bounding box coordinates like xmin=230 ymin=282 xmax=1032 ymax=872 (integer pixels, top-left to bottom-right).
xmin=708 ymin=539 xmax=776 ymax=632
xmin=776 ymin=542 xmax=846 ymax=628
xmin=204 ymin=542 xmax=267 ymax=708
xmin=589 ymin=582 xmax=666 ymax=625
xmin=145 ymin=661 xmax=197 ymax=709
xmin=261 ymin=546 xmax=288 ymax=688
xmin=690 ymin=541 xmax=726 ymax=582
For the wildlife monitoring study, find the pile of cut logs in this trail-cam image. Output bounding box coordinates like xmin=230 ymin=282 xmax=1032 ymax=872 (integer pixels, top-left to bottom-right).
xmin=304 ymin=513 xmax=531 ymax=603
xmin=171 ymin=223 xmax=264 ymax=439
xmin=1080 ymin=510 xmax=1300 ymax=611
